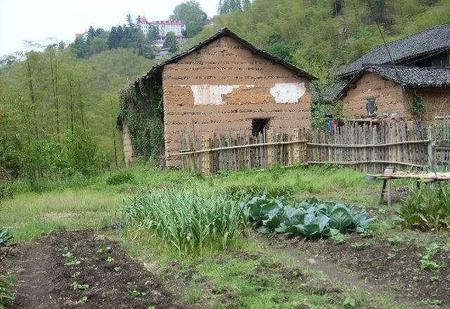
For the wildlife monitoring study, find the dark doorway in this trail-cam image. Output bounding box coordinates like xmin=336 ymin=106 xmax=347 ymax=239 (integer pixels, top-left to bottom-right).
xmin=252 ymin=118 xmax=270 ymax=136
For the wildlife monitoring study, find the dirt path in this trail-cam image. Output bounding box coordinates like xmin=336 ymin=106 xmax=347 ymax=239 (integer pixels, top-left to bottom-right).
xmin=261 ymin=234 xmax=438 ymax=309
xmin=8 ymin=230 xmax=182 ymax=309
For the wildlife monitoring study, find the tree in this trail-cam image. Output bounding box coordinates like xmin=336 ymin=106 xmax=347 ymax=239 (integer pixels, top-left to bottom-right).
xmin=86 ymin=26 xmax=96 ymax=43
xmin=108 ymin=27 xmax=118 ymax=49
xmin=163 ymin=32 xmax=179 ymax=53
xmin=147 ymin=25 xmax=159 ymax=42
xmin=58 ymin=41 xmax=66 ymax=52
xmin=170 ymin=0 xmax=208 ymax=38
xmin=242 ymin=0 xmax=251 ymax=11
xmin=126 ymin=13 xmax=134 ymax=26
xmin=71 ymin=37 xmax=88 ymax=58
xmin=219 ymin=0 xmax=243 ymax=14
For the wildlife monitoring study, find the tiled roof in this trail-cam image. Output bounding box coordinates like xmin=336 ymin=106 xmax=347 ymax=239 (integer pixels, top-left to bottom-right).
xmin=366 ymin=65 xmax=450 ymax=88
xmin=338 ymin=23 xmax=450 ymax=77
xmin=334 ymin=65 xmax=450 ymax=100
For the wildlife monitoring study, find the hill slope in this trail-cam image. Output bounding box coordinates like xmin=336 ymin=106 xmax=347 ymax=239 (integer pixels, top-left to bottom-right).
xmin=195 ymin=0 xmax=450 ymax=81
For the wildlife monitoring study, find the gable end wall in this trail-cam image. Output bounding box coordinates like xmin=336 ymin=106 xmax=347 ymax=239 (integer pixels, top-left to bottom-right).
xmin=342 ymin=73 xmax=411 ymax=119
xmin=162 ymin=36 xmax=312 ymax=168
xmin=342 ymin=72 xmax=450 ymax=122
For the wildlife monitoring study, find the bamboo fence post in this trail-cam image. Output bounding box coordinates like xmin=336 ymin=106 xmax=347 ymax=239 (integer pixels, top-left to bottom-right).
xmin=267 ymin=129 xmax=274 ymax=167
xmin=427 ymin=127 xmax=434 ymax=167
xmin=293 ymin=128 xmax=301 ymax=164
xmin=201 ymin=135 xmax=212 ymax=176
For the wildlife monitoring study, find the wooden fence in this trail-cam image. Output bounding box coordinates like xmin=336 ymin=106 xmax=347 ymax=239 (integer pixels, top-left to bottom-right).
xmin=432 ymin=116 xmax=450 ymax=168
xmin=308 ymin=121 xmax=430 ymax=171
xmin=174 ymin=120 xmax=450 ymax=175
xmin=178 ymin=129 xmax=307 ymax=175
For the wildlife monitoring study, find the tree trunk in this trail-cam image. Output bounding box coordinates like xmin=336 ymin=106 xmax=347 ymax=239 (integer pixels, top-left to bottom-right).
xmin=26 ymin=56 xmax=39 ymax=139
xmin=69 ymin=78 xmax=74 ymax=134
xmin=50 ymin=55 xmax=60 ymax=140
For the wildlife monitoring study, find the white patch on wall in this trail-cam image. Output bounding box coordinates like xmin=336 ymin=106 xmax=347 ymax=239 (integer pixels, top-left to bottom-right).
xmin=270 ymin=83 xmax=306 ymax=104
xmin=186 ymin=85 xmax=255 ymax=105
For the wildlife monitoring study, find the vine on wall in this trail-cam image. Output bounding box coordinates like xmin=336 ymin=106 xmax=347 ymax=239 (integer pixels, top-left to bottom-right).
xmin=118 ymin=75 xmax=164 ymax=162
xmin=412 ymin=94 xmax=425 ymax=118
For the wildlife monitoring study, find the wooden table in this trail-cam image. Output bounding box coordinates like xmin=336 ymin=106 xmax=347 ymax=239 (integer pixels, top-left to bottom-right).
xmin=368 ymin=170 xmax=450 ymax=206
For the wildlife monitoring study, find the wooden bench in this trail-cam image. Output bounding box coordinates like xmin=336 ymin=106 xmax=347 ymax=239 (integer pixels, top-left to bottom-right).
xmin=368 ymin=169 xmax=450 ymax=206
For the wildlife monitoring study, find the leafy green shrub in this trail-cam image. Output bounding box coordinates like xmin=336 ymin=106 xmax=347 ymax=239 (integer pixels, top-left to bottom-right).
xmin=106 ymin=171 xmax=135 ymax=185
xmin=123 ymin=189 xmax=245 ymax=255
xmin=420 ymin=243 xmax=444 ymax=271
xmin=0 ymin=229 xmax=12 ymax=247
xmin=400 ymin=186 xmax=450 ymax=231
xmin=0 ymin=184 xmax=14 ymax=200
xmin=224 ymin=184 xmax=294 ymax=201
xmin=241 ymin=196 xmax=374 ymax=238
xmin=0 ymin=275 xmax=15 ymax=307
xmin=63 ymin=129 xmax=106 ymax=176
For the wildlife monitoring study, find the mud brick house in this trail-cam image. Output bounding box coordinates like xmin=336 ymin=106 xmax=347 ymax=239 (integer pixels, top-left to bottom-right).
xmin=118 ymin=28 xmax=315 ymax=168
xmin=328 ymin=23 xmax=450 ymax=122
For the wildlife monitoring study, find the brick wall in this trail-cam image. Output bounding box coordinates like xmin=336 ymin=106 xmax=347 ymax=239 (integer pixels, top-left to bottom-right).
xmin=162 ymin=36 xmax=312 ymax=167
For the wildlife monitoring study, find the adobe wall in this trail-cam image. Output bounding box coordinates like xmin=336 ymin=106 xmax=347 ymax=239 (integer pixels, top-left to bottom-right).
xmin=162 ymin=36 xmax=312 ymax=168
xmin=416 ymin=89 xmax=450 ymax=122
xmin=341 ymin=73 xmax=450 ymax=122
xmin=342 ymin=73 xmax=411 ymax=119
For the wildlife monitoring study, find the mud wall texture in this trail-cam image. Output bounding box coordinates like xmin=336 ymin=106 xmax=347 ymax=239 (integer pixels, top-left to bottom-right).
xmin=342 ymin=73 xmax=409 ymax=119
xmin=341 ymin=72 xmax=450 ymax=122
xmin=416 ymin=89 xmax=450 ymax=122
xmin=162 ymin=36 xmax=312 ymax=167
xmin=122 ymin=122 xmax=134 ymax=168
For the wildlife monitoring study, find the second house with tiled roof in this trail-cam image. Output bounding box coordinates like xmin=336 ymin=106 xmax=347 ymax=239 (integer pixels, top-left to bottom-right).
xmin=333 ymin=23 xmax=450 ymax=122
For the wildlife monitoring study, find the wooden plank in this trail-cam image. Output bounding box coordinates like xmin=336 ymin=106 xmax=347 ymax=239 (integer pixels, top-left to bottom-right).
xmin=307 ymin=160 xmax=426 ymax=168
xmin=306 ymin=140 xmax=430 ymax=148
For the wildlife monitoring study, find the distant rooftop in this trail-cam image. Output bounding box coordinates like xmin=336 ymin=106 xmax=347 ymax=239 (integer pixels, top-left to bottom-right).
xmin=338 ymin=23 xmax=450 ymax=77
xmin=151 ymin=20 xmax=185 ymax=25
xmin=137 ymin=16 xmax=185 ymax=25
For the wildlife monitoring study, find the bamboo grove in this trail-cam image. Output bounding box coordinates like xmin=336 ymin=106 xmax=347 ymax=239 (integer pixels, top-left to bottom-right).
xmin=0 ymin=47 xmax=155 ymax=184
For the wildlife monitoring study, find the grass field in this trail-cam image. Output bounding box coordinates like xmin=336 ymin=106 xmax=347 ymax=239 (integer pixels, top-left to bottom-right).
xmin=1 ymin=164 xmax=449 ymax=308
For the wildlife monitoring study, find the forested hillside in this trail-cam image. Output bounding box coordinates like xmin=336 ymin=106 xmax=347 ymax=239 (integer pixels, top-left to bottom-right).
xmin=204 ymin=0 xmax=450 ymax=81
xmin=1 ymin=0 xmax=449 ymax=186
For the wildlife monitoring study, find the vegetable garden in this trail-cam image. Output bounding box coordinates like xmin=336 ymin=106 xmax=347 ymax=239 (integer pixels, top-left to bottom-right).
xmin=1 ymin=165 xmax=449 ymax=308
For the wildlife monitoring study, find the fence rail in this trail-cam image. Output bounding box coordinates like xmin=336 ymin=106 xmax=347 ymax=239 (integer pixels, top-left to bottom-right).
xmin=307 ymin=121 xmax=431 ymax=172
xmin=179 ymin=129 xmax=308 ymax=175
xmin=175 ymin=119 xmax=450 ymax=175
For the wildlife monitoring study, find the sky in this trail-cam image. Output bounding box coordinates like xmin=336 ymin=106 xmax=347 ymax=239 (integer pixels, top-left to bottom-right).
xmin=0 ymin=0 xmax=219 ymax=57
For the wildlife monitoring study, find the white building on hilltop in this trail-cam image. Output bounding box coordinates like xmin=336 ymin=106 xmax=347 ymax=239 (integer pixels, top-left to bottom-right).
xmin=137 ymin=16 xmax=186 ymax=38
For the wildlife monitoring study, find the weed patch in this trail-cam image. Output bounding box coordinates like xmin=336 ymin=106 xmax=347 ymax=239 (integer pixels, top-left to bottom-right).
xmin=106 ymin=171 xmax=135 ymax=185
xmin=400 ymin=186 xmax=450 ymax=231
xmin=0 ymin=274 xmax=15 ymax=307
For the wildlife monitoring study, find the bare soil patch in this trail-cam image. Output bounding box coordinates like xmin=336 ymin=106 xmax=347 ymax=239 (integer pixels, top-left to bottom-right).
xmin=4 ymin=230 xmax=183 ymax=309
xmin=274 ymin=233 xmax=450 ymax=307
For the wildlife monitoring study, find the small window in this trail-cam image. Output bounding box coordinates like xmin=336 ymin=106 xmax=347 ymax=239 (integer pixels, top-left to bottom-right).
xmin=366 ymin=98 xmax=378 ymax=117
xmin=252 ymin=118 xmax=270 ymax=136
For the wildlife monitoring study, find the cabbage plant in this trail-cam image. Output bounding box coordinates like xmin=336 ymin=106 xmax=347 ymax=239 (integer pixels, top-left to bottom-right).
xmin=241 ymin=196 xmax=374 ymax=238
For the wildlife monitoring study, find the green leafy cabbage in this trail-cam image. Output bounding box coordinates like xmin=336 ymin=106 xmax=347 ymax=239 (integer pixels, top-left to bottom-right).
xmin=241 ymin=196 xmax=374 ymax=238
